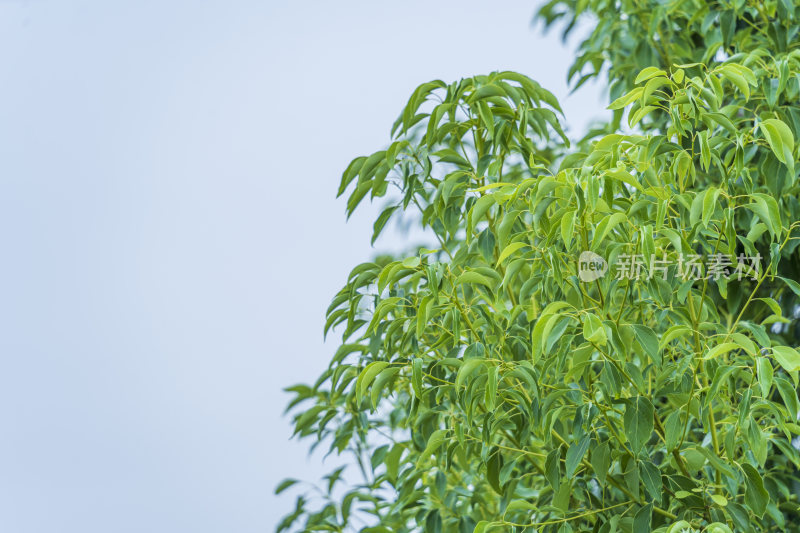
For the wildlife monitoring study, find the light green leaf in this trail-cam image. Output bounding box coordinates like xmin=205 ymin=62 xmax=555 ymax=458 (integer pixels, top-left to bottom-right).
xmin=635 ymin=67 xmax=667 ymax=84
xmin=419 ymin=429 xmax=448 ymax=463
xmin=630 ymin=105 xmax=659 ymax=128
xmin=484 ymin=365 xmax=497 ymax=410
xmin=710 ymin=494 xmax=728 ymax=507
xmin=760 ymin=118 xmax=794 ymax=165
xmin=779 ymin=276 xmax=800 ymax=297
xmin=357 ymin=361 xmax=390 ymax=403
xmin=412 ymin=358 xmax=423 ymax=399
xmin=591 ymin=212 xmax=628 ymax=250
xmin=608 ymin=87 xmax=644 ymax=110
xmin=718 ymin=65 xmax=750 ymax=99
xmin=582 ymin=313 xmax=607 ymax=346
xmin=772 ymin=345 xmax=800 ymax=372
xmin=402 ymin=256 xmax=421 ymax=268
xmin=454 ymin=271 xmax=494 ymax=288
xmin=704 ymin=342 xmax=738 ymax=360
xmin=659 ymin=325 xmax=692 ymax=349
xmin=496 ymin=241 xmax=527 ymax=265
xmin=750 ymin=193 xmax=782 ymax=239
xmin=560 ymin=209 xmax=575 ymax=247
xmin=633 ymin=325 xmax=661 ymax=366
xmin=756 ymin=357 xmax=773 ymax=398
xmin=702 ymin=186 xmax=720 ymax=227
xmin=371 ymin=366 xmax=400 ymax=409
xmin=468 ymin=195 xmax=496 ymax=235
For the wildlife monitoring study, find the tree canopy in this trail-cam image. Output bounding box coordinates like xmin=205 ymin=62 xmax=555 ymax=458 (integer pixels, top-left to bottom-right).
xmin=279 ymin=2 xmax=800 ymax=532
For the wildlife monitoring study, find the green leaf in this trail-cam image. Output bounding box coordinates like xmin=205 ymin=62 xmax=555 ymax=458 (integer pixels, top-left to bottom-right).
xmin=710 ymin=494 xmax=728 ymax=507
xmin=357 ymin=362 xmax=389 ymax=403
xmin=371 ymin=366 xmax=400 ymax=409
xmin=545 ymin=448 xmax=562 ymax=489
xmin=745 ymin=194 xmax=782 ymax=239
xmin=401 ymin=256 xmax=420 ymax=268
xmin=772 ymin=345 xmax=800 ymax=372
xmin=582 ymin=313 xmax=607 ymax=346
xmin=699 ymin=129 xmax=711 ymax=171
xmin=641 ymin=76 xmax=671 ymax=106
xmin=532 ymin=312 xmax=567 ymax=360
xmin=367 ymin=297 xmax=401 ymax=334
xmin=718 ymin=65 xmax=750 ymax=100
xmin=552 ymin=479 xmax=571 ymax=512
xmin=337 ymin=156 xmax=366 ymax=197
xmin=605 ymin=166 xmax=643 ymax=191
xmin=775 ymin=377 xmax=799 ymax=421
xmin=639 ymin=460 xmax=662 ymax=504
xmin=590 ymin=442 xmax=611 ymax=485
xmin=760 ymin=118 xmax=794 ymax=165
xmin=730 ymin=333 xmax=756 ymax=356
xmin=372 ymin=205 xmax=398 ymax=244
xmin=412 ymin=358 xmax=423 ymax=399
xmin=740 ymin=463 xmax=769 ymax=517
xmin=702 ymin=186 xmax=720 ymax=227
xmin=419 ymin=429 xmax=448 ymax=463
xmin=633 ymin=502 xmax=652 ymax=533
xmin=704 ymin=342 xmax=738 ymax=360
xmin=385 ymin=444 xmax=403 ymax=481
xmin=468 ymin=195 xmax=496 ymax=234
xmin=706 ymin=112 xmax=736 ymax=134
xmin=504 ymin=500 xmax=537 ymax=515
xmin=565 ymin=435 xmax=590 ymax=478
xmin=456 ymin=358 xmax=486 ymax=389
xmin=275 ymin=478 xmax=298 ymax=495
xmin=591 ymin=212 xmax=628 ymax=249
xmin=659 ymin=325 xmax=692 ymax=349
xmin=624 ymin=397 xmax=654 ymax=454
xmin=608 ymin=87 xmax=643 ymax=110
xmin=484 ymin=365 xmax=498 ymax=411
xmin=496 ymin=241 xmax=526 ymax=265
xmin=667 ymin=521 xmax=693 ymax=533
xmin=705 ymin=365 xmax=736 ymax=408
xmin=560 ymin=208 xmax=575 ymax=247
xmin=754 ymin=193 xmax=782 ymax=238
xmin=756 ymin=357 xmax=773 ymax=398
xmin=544 ymin=315 xmax=572 ymax=354
xmin=633 ymin=325 xmax=660 ymax=366
xmin=635 ymin=67 xmax=667 ymax=84
xmin=454 ymin=271 xmax=494 ymax=288
xmin=664 ymin=410 xmax=683 ymax=451
xmin=779 ymin=276 xmax=800 ymax=297
xmin=486 ymin=449 xmax=503 ymax=494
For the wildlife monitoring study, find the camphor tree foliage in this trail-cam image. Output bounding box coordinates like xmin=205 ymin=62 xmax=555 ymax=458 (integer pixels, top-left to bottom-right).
xmin=278 ymin=2 xmax=800 ymax=532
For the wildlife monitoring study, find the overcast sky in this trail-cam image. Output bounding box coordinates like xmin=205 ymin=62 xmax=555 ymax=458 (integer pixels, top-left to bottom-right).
xmin=0 ymin=1 xmax=604 ymax=531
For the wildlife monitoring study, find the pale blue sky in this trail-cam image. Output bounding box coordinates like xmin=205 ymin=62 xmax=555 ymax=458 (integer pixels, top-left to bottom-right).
xmin=0 ymin=1 xmax=604 ymax=531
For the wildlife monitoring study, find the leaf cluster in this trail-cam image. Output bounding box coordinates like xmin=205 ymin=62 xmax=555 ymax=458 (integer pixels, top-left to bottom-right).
xmin=279 ymin=3 xmax=800 ymax=532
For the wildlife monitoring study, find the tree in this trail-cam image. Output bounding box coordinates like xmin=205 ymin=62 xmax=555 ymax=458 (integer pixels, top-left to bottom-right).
xmin=278 ymin=2 xmax=800 ymax=531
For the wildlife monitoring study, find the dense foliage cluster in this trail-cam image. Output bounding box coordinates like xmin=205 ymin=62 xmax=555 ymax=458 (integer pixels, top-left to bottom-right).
xmin=278 ymin=2 xmax=800 ymax=531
